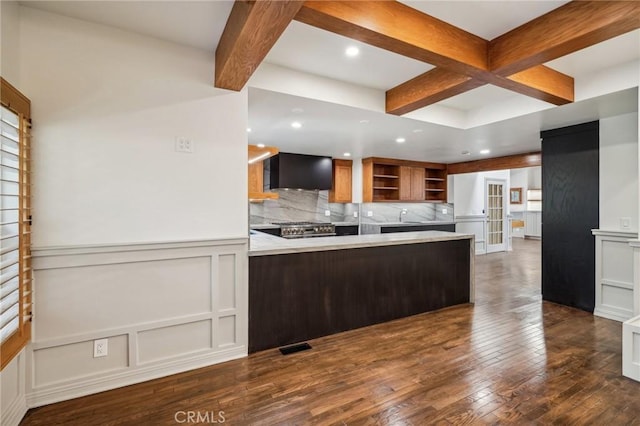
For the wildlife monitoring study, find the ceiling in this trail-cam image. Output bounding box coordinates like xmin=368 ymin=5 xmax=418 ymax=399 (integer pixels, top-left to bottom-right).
xmin=19 ymin=1 xmax=640 ymax=163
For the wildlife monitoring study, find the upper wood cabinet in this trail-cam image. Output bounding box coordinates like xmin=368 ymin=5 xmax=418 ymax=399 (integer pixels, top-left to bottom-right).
xmin=363 ymin=157 xmax=447 ymax=203
xmin=329 ymin=159 xmax=352 ymax=203
xmin=399 ymin=166 xmax=425 ymax=201
xmin=248 ymin=145 xmax=279 ymax=202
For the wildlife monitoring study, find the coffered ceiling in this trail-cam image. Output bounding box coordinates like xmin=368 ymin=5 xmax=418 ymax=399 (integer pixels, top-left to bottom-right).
xmin=18 ymin=1 xmax=640 ymax=163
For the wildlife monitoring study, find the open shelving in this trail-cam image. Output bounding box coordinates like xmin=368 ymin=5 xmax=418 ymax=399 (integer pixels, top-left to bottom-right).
xmin=363 ymin=157 xmax=447 ymax=202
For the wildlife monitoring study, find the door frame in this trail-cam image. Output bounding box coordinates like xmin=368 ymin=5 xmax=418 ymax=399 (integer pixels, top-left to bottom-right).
xmin=485 ymin=178 xmax=507 ymax=254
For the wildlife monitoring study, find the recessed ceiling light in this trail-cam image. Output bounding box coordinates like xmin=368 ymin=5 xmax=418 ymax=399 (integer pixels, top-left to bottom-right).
xmin=291 ymin=107 xmax=304 ymax=114
xmin=396 ymin=137 xmax=406 ymax=143
xmin=247 ymin=127 xmax=252 ymax=132
xmin=461 ymin=150 xmax=471 ymax=156
xmin=359 ymin=119 xmax=369 ymax=124
xmin=413 ymin=129 xmax=423 ymax=133
xmin=257 ymin=143 xmax=265 ymax=148
xmin=480 ymin=149 xmax=490 ymax=155
xmin=345 ymin=46 xmax=360 ymax=57
xmin=343 ymin=152 xmax=351 ymax=157
xmin=291 ymin=121 xmax=302 ymax=129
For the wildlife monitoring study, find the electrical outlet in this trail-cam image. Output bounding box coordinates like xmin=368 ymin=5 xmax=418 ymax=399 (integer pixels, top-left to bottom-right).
xmin=367 ymin=211 xmax=373 ymax=217
xmin=325 ymin=210 xmax=331 ymax=217
xmin=175 ymin=137 xmax=193 ymax=153
xmin=442 ymin=208 xmax=447 ymax=214
xmin=353 ymin=211 xmax=358 ymax=218
xmin=94 ymin=338 xmax=108 ymax=358
xmin=620 ymin=217 xmax=631 ymax=230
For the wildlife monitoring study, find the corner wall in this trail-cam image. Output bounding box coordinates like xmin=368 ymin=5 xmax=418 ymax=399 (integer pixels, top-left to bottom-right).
xmin=16 ymin=6 xmax=249 ymax=407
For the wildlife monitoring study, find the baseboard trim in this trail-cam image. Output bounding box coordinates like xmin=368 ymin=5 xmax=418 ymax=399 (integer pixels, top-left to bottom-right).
xmin=1 ymin=392 xmax=27 ymax=426
xmin=594 ymin=308 xmax=632 ymax=323
xmin=26 ymin=346 xmax=246 ymax=408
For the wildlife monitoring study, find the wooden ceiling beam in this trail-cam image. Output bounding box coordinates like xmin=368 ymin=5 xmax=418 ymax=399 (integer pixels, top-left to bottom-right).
xmin=295 ymin=1 xmax=578 ymax=115
xmin=489 ymin=1 xmax=640 ymax=76
xmin=386 ymin=68 xmax=486 ymax=116
xmin=386 ymin=64 xmax=573 ymax=115
xmin=295 ymin=0 xmax=488 ymax=77
xmin=215 ymin=0 xmax=304 ymax=91
xmin=448 ymin=152 xmax=541 ymax=175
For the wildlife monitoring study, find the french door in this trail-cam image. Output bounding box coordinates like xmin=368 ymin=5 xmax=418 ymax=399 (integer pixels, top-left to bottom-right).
xmin=485 ymin=179 xmax=506 ymax=253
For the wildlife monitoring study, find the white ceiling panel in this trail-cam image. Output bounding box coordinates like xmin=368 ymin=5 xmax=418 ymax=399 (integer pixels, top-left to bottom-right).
xmin=400 ymin=0 xmax=570 ymax=40
xmin=437 ymin=85 xmax=522 ymax=111
xmin=20 ymin=0 xmax=234 ymax=52
xmin=265 ymin=21 xmax=434 ymax=90
xmin=546 ymin=30 xmax=640 ymax=77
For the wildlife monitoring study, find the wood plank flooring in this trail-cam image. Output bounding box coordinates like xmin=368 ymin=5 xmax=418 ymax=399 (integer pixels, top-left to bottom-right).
xmin=21 ymin=239 xmax=640 ymax=425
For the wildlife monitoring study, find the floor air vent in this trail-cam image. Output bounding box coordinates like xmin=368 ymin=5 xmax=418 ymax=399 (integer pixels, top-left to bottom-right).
xmin=279 ymin=342 xmax=312 ymax=355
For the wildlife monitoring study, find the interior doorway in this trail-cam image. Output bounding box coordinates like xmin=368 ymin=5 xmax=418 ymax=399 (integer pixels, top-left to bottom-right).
xmin=485 ymin=178 xmax=507 ymax=253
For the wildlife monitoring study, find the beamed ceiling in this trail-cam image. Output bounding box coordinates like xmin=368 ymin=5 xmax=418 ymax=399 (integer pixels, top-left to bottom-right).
xmin=215 ymin=0 xmax=640 ymax=115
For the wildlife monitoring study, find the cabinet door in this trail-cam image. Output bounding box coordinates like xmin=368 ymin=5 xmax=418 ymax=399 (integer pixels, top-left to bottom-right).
xmin=329 ymin=159 xmax=352 ymax=203
xmin=248 ymin=161 xmax=263 ymax=196
xmin=410 ymin=167 xmax=425 ymax=200
xmin=400 ymin=166 xmax=424 ymax=201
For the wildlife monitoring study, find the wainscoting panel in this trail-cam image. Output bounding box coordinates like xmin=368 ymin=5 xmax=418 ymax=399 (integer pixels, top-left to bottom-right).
xmin=137 ymin=320 xmax=212 ymax=365
xmin=623 ymin=240 xmax=640 ymax=382
xmin=34 ymin=335 xmax=129 ymax=387
xmin=27 ymin=238 xmax=248 ymax=407
xmin=455 ymin=215 xmax=486 ymax=255
xmin=593 ymin=230 xmax=637 ymax=322
xmin=33 ymin=256 xmax=213 ymax=340
xmin=0 ymin=350 xmax=27 ymax=426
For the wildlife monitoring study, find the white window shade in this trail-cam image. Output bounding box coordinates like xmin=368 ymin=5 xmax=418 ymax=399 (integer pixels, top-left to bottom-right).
xmin=0 ymin=106 xmax=21 ymax=344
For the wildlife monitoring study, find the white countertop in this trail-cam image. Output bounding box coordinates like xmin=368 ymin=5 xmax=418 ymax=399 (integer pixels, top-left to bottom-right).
xmin=249 ymin=230 xmax=474 ymax=256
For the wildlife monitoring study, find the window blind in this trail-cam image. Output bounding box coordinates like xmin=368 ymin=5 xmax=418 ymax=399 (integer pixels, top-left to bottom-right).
xmin=0 ymin=87 xmax=32 ymax=369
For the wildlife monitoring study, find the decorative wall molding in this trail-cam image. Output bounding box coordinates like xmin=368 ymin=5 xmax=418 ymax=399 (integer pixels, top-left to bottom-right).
xmin=455 ymin=215 xmax=486 ymax=255
xmin=0 ymin=350 xmax=27 ymax=426
xmin=27 ymin=238 xmax=248 ymax=407
xmin=592 ymin=230 xmax=637 ymax=322
xmin=623 ymin=314 xmax=640 ymax=382
xmin=623 ymin=240 xmax=640 ymax=382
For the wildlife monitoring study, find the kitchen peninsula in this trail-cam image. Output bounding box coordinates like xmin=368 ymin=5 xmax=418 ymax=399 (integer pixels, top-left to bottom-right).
xmin=249 ymin=230 xmax=475 ymax=353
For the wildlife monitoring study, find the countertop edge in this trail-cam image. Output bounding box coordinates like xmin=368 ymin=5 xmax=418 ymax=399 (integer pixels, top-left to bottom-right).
xmin=249 ymin=231 xmax=474 ymax=257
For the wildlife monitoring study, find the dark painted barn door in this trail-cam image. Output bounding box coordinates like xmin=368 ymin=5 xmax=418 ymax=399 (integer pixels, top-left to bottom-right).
xmin=541 ymin=121 xmax=599 ymax=312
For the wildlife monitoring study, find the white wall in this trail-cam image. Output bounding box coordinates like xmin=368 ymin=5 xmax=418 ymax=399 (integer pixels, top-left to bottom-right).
xmin=13 ymin=6 xmax=249 ymax=408
xmin=1 ymin=4 xmax=28 ymax=425
xmin=0 ymin=1 xmax=21 ymax=85
xmin=600 ymin=112 xmax=639 ymax=233
xmin=19 ymin=6 xmax=247 ymax=247
xmin=452 ymin=170 xmax=510 ymax=216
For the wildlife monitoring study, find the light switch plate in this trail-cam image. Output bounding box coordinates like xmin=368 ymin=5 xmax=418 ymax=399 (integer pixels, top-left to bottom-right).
xmin=324 ymin=210 xmax=331 ymax=217
xmin=442 ymin=208 xmax=447 ymax=214
xmin=620 ymin=217 xmax=631 ymax=230
xmin=367 ymin=211 xmax=373 ymax=217
xmin=353 ymin=211 xmax=358 ymax=218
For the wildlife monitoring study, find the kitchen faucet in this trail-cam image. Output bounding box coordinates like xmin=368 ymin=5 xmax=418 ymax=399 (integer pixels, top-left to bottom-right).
xmin=399 ymin=209 xmax=408 ymax=222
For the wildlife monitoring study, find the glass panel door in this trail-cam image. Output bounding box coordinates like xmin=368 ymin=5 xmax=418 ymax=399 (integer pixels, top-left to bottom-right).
xmin=486 ymin=179 xmax=506 ymax=253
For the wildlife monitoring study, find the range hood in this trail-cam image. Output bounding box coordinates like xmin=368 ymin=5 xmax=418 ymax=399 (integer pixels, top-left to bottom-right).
xmin=264 ymin=152 xmax=332 ymax=190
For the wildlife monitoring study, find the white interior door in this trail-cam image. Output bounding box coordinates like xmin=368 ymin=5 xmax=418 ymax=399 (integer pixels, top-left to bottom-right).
xmin=485 ymin=179 xmax=507 ymax=253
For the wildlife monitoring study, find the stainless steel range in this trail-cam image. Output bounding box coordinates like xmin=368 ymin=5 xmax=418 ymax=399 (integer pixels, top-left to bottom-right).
xmin=272 ymin=221 xmax=336 ymax=238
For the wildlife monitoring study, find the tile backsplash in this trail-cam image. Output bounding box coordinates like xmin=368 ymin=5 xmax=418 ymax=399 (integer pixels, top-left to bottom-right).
xmin=249 ymin=190 xmax=453 ymax=225
xmin=360 ymin=202 xmax=454 ymax=223
xmin=249 ymin=190 xmax=358 ymax=224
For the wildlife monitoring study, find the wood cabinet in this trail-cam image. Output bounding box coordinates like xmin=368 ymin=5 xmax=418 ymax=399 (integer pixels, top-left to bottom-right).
xmin=248 ymin=145 xmax=279 ymax=202
xmin=329 ymin=159 xmax=352 ymax=203
xmin=399 ymin=166 xmax=425 ymax=201
xmin=363 ymin=157 xmax=447 ymax=203
xmin=425 ymin=167 xmax=447 ymax=202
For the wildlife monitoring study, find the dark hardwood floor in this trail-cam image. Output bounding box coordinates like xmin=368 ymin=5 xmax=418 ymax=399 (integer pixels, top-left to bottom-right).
xmin=21 ymin=238 xmax=640 ymax=425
